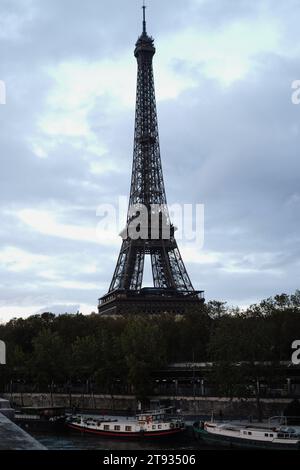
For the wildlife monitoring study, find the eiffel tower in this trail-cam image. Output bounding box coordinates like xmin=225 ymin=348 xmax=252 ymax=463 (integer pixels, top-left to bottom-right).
xmin=98 ymin=6 xmax=204 ymax=315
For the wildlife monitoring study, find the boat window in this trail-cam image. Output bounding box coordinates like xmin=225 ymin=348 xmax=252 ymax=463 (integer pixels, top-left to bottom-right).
xmin=152 ymin=425 xmax=156 ymax=430
xmin=248 ymin=432 xmax=252 ymax=435
xmin=104 ymin=425 xmax=110 ymax=431
xmin=125 ymin=426 xmax=132 ymax=432
xmin=270 ymin=434 xmax=274 ymax=437
xmin=114 ymin=426 xmax=120 ymax=431
xmin=158 ymin=425 xmax=162 ymax=429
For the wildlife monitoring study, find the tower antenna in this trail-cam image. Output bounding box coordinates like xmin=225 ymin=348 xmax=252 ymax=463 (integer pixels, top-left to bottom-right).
xmin=142 ymin=1 xmax=147 ymax=35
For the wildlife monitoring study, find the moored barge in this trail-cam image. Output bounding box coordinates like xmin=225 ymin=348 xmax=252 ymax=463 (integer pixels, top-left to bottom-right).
xmin=193 ymin=419 xmax=300 ymax=450
xmin=14 ymin=406 xmax=66 ymax=432
xmin=67 ymin=408 xmax=185 ymax=439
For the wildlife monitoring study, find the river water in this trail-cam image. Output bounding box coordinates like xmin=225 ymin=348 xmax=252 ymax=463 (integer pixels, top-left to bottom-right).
xmin=27 ymin=414 xmax=208 ymax=450
xmin=30 ymin=429 xmax=200 ymax=450
xmin=28 ymin=418 xmax=203 ymax=450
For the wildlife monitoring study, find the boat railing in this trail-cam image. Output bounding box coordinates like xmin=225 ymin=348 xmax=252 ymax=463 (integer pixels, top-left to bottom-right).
xmin=15 ymin=414 xmax=40 ymax=420
xmin=276 ymin=431 xmax=300 ymax=440
xmin=136 ymin=407 xmax=175 ymax=418
xmin=268 ymin=415 xmax=300 ymax=428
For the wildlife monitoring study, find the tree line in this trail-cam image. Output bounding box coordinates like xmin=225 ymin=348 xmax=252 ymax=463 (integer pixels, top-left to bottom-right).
xmin=0 ymin=291 xmax=299 ymax=400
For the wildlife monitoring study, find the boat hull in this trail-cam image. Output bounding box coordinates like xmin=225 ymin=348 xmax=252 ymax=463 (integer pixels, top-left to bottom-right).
xmin=15 ymin=417 xmax=66 ymax=433
xmin=68 ymin=422 xmax=184 ymax=439
xmin=193 ymin=426 xmax=300 ymax=450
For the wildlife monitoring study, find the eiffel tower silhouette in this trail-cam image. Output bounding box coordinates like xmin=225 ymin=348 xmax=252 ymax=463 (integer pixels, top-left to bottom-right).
xmin=98 ymin=6 xmax=204 ymax=315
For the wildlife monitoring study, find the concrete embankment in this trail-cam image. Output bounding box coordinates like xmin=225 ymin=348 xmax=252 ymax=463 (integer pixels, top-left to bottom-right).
xmin=0 ymin=413 xmax=46 ymax=450
xmin=0 ymin=398 xmax=45 ymax=450
xmin=0 ymin=397 xmax=14 ymax=420
xmin=4 ymin=393 xmax=292 ymax=419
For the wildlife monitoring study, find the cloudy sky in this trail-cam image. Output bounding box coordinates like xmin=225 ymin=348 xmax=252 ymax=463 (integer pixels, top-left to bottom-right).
xmin=0 ymin=0 xmax=299 ymax=321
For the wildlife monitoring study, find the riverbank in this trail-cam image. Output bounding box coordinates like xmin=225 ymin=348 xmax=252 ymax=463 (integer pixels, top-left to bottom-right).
xmin=0 ymin=412 xmax=45 ymax=450
xmin=2 ymin=393 xmax=293 ymax=419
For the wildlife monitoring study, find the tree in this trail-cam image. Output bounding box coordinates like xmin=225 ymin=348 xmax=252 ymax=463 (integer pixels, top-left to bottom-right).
xmin=30 ymin=329 xmax=68 ymax=386
xmin=71 ymin=336 xmax=100 ymax=379
xmin=121 ymin=317 xmax=167 ymax=400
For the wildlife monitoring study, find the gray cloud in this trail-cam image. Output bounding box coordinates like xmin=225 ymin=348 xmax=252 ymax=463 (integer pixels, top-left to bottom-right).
xmin=0 ymin=0 xmax=299 ymax=319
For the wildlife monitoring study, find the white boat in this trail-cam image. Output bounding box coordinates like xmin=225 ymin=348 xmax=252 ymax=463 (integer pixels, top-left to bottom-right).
xmin=67 ymin=408 xmax=185 ymax=439
xmin=193 ymin=417 xmax=300 ymax=450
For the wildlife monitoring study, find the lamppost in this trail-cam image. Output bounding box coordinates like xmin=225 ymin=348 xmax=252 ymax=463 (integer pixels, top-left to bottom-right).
xmin=17 ymin=379 xmax=25 ymax=407
xmin=49 ymin=380 xmax=55 ymax=407
xmin=67 ymin=380 xmax=72 ymax=409
xmin=201 ymin=378 xmax=205 ymax=396
xmin=10 ymin=378 xmax=13 ymax=402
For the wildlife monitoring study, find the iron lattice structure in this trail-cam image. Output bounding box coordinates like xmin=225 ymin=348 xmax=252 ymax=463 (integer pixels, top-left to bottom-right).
xmin=98 ymin=9 xmax=204 ymax=315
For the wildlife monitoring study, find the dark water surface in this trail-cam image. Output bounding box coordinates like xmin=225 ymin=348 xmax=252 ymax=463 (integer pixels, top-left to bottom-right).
xmin=28 ymin=415 xmax=210 ymax=450
xmin=30 ymin=429 xmax=202 ymax=451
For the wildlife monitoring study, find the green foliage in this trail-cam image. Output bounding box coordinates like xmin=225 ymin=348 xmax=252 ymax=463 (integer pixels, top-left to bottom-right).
xmin=30 ymin=329 xmax=68 ymax=385
xmin=209 ymin=362 xmax=248 ymax=398
xmin=0 ymin=291 xmax=299 ymax=398
xmin=120 ymin=317 xmax=167 ymax=399
xmin=71 ymin=336 xmax=100 ymax=378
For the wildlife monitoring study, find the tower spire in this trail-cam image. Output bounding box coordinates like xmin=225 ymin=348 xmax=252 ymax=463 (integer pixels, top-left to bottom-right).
xmin=142 ymin=1 xmax=147 ymax=35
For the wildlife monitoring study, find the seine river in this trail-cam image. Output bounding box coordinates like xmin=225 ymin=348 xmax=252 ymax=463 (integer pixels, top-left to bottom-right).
xmin=30 ymin=426 xmax=201 ymax=451
xmin=25 ymin=414 xmax=213 ymax=450
xmin=31 ymin=432 xmax=199 ymax=450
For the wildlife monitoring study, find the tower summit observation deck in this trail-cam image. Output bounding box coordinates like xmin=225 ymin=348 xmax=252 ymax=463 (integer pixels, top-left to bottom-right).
xmin=98 ymin=6 xmax=204 ymax=315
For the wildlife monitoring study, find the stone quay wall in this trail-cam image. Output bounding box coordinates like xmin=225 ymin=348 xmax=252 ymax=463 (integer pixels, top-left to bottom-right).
xmin=2 ymin=393 xmax=292 ymax=419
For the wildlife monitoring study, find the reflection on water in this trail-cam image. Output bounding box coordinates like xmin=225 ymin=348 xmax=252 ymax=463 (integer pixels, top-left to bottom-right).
xmin=31 ymin=429 xmax=200 ymax=451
